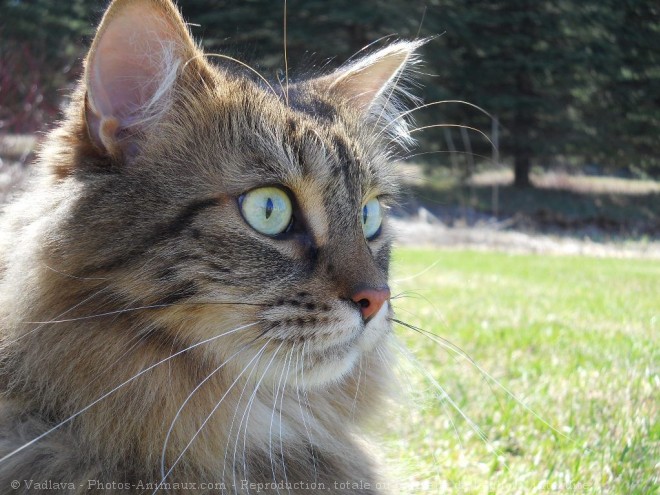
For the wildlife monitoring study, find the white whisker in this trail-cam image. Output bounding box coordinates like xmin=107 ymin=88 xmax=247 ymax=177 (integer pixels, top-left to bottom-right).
xmin=391 ymin=341 xmax=464 ymax=449
xmin=350 ymin=355 xmax=363 ymax=419
xmin=232 ymin=341 xmax=285 ymax=494
xmin=278 ymin=346 xmax=295 ymax=495
xmin=375 ymin=99 xmax=497 ymax=142
xmin=388 ymin=123 xmax=494 ymax=149
xmin=295 ymin=341 xmax=318 ymax=480
xmin=393 ymin=319 xmax=575 ymax=445
xmin=187 ymin=53 xmax=279 ymax=99
xmin=268 ymin=347 xmax=294 ymax=493
xmin=0 ymin=322 xmax=257 ymax=466
xmin=154 ymin=339 xmax=270 ymax=493
xmin=7 ymin=285 xmax=111 ymax=345
xmin=160 ymin=340 xmax=255 ymax=482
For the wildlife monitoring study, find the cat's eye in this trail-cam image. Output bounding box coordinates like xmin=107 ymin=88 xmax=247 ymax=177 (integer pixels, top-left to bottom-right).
xmin=240 ymin=187 xmax=293 ymax=236
xmin=361 ymin=197 xmax=383 ymax=240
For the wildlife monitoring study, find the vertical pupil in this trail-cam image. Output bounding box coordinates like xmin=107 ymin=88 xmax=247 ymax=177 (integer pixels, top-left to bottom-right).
xmin=265 ymin=197 xmax=274 ymax=219
xmin=363 ymin=205 xmax=368 ymax=225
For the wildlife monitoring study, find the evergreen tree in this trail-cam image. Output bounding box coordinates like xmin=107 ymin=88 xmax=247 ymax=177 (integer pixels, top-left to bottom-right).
xmin=0 ymin=0 xmax=98 ymax=131
xmin=573 ymin=0 xmax=660 ymax=177
xmin=427 ymin=0 xmax=586 ymax=187
xmin=2 ymin=0 xmax=657 ymax=181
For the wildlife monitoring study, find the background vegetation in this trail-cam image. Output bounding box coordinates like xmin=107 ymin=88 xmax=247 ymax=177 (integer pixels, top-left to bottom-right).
xmin=1 ymin=0 xmax=659 ymax=186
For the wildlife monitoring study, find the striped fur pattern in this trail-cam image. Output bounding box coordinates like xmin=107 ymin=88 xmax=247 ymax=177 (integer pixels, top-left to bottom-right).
xmin=0 ymin=1 xmax=422 ymax=492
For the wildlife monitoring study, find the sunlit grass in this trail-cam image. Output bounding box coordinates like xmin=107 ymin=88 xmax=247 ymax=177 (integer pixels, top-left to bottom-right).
xmin=384 ymin=248 xmax=658 ymax=494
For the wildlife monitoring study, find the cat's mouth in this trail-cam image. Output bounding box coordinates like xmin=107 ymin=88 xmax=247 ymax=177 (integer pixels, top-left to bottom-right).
xmin=254 ymin=299 xmax=392 ymax=386
xmin=258 ymin=298 xmax=377 ymax=347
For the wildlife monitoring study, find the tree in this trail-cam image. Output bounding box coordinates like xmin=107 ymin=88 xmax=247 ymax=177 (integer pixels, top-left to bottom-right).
xmin=572 ymin=0 xmax=660 ymax=177
xmin=423 ymin=0 xmax=586 ymax=187
xmin=0 ymin=0 xmax=98 ymax=131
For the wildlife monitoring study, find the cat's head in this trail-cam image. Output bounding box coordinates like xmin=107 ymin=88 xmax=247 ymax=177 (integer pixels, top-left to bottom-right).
xmin=46 ymin=0 xmax=423 ymax=388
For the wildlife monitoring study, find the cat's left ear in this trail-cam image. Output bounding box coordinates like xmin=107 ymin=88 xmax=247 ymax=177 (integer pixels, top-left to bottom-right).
xmin=314 ymin=40 xmax=425 ymax=119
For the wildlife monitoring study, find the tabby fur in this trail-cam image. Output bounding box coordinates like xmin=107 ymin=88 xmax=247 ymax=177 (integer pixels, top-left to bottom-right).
xmin=0 ymin=1 xmax=422 ymax=493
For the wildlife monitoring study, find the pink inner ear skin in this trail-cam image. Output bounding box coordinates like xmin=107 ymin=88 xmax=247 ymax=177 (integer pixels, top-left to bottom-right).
xmin=88 ymin=10 xmax=175 ymax=125
xmin=325 ymin=41 xmax=420 ymax=113
xmin=84 ymin=1 xmax=194 ymax=156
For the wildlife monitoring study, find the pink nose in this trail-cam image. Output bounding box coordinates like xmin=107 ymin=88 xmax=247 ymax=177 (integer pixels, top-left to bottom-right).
xmin=351 ymin=287 xmax=391 ymax=322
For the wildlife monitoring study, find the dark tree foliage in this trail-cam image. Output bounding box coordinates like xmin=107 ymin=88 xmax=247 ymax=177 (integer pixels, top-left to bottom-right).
xmin=1 ymin=0 xmax=658 ymax=182
xmin=429 ymin=1 xmax=587 ymax=187
xmin=571 ymin=0 xmax=660 ymax=177
xmin=180 ymin=0 xmax=424 ymax=76
xmin=0 ymin=0 xmax=100 ymax=131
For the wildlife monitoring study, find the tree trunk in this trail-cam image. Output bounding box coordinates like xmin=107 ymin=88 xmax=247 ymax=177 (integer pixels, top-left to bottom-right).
xmin=514 ymin=154 xmax=532 ymax=188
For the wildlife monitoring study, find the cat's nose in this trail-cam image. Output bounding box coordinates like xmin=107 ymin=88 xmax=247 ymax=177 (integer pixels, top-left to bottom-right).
xmin=351 ymin=287 xmax=391 ymax=322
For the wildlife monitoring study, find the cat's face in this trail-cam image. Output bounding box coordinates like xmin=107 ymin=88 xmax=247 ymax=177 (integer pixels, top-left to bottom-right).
xmin=48 ymin=0 xmax=421 ymax=388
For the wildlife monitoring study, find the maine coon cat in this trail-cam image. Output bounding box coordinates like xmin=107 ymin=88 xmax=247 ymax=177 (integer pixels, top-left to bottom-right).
xmin=0 ymin=0 xmax=424 ymax=492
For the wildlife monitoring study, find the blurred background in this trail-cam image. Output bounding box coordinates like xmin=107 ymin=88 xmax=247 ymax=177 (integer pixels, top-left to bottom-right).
xmin=1 ymin=0 xmax=659 ymax=247
xmin=1 ymin=3 xmax=658 ymax=492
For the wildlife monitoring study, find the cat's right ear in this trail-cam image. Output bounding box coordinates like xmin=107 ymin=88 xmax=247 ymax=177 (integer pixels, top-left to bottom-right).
xmin=83 ymin=0 xmax=199 ymax=159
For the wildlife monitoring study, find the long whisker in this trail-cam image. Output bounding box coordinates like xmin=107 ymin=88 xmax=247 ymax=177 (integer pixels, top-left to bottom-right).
xmin=375 ymin=99 xmax=497 ymax=142
xmin=218 ymin=340 xmax=268 ymax=493
xmin=389 ymin=123 xmax=494 ymax=149
xmin=391 ymin=318 xmax=576 ymax=444
xmin=185 ymin=53 xmax=279 ymax=99
xmin=6 ymin=284 xmax=111 ymax=345
xmin=390 ymin=338 xmax=507 ymax=465
xmin=23 ymin=300 xmax=266 ymax=324
xmin=278 ymin=346 xmax=295 ymax=495
xmin=390 ymin=341 xmax=464 ymax=449
xmin=295 ymin=340 xmax=318 ymax=480
xmin=392 ymin=314 xmax=506 ymax=404
xmin=392 ymin=260 xmax=442 ymax=283
xmin=350 ymin=355 xmax=363 ymax=418
xmin=399 ymin=149 xmax=493 ymax=163
xmin=154 ymin=340 xmax=270 ymax=493
xmin=159 ymin=340 xmax=255 ymax=482
xmin=232 ymin=341 xmax=285 ymax=493
xmin=0 ymin=322 xmax=257 ymax=466
xmin=269 ymin=346 xmax=294 ymax=493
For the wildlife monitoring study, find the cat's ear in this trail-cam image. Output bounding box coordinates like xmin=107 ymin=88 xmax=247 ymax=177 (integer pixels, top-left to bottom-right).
xmin=315 ymin=40 xmax=424 ymax=116
xmin=83 ymin=0 xmax=199 ymax=159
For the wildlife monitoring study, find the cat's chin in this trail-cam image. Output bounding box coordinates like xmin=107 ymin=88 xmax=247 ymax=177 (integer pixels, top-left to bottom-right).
xmin=296 ymin=303 xmax=392 ymax=388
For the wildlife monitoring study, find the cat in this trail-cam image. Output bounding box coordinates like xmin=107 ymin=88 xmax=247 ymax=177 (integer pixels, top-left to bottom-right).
xmin=0 ymin=0 xmax=424 ymax=492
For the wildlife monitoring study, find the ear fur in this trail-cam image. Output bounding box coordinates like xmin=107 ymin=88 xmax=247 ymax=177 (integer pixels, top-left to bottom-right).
xmin=314 ymin=40 xmax=426 ymax=147
xmin=84 ymin=0 xmax=199 ymax=159
xmin=328 ymin=41 xmax=423 ymax=110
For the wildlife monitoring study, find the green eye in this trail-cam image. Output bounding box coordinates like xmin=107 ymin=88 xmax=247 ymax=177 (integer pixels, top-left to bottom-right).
xmin=361 ymin=197 xmax=382 ymax=240
xmin=240 ymin=187 xmax=293 ymax=236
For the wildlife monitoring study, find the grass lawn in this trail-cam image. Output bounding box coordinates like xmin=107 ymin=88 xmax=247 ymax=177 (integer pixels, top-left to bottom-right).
xmin=384 ymin=248 xmax=658 ymax=494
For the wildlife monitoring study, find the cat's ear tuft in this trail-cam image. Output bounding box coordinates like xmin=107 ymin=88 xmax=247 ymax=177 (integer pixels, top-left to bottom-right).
xmin=328 ymin=41 xmax=423 ymax=109
xmin=84 ymin=0 xmax=198 ymax=159
xmin=314 ymin=40 xmax=426 ymax=147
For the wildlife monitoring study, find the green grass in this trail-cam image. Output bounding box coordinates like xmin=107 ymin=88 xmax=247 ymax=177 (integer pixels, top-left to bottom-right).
xmin=383 ymin=248 xmax=658 ymax=494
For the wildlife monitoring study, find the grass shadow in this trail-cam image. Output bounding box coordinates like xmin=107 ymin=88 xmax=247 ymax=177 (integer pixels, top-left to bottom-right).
xmin=404 ymin=178 xmax=660 ymax=240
